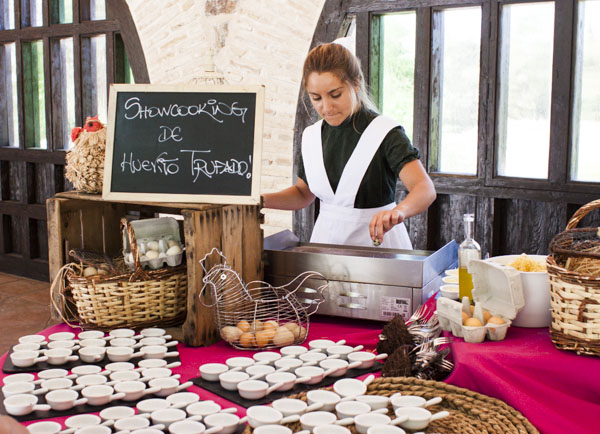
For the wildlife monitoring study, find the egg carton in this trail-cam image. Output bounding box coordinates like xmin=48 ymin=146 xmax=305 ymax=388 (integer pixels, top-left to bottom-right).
xmin=122 ymin=217 xmax=185 ymax=270
xmin=436 ymin=259 xmax=524 ymax=343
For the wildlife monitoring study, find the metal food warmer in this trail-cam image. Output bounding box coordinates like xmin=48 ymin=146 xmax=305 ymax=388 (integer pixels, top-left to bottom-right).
xmin=264 ymin=230 xmax=458 ymax=322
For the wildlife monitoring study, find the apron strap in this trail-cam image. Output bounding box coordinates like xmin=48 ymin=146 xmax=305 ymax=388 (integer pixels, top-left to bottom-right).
xmin=333 ymin=115 xmax=400 ymax=207
xmin=301 ymin=120 xmax=335 ymax=202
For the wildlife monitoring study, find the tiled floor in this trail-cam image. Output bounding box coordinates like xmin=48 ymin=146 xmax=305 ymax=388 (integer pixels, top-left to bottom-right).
xmin=0 ymin=272 xmax=59 ymax=355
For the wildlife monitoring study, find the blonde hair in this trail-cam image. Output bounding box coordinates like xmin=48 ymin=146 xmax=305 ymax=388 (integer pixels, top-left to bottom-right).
xmin=301 ymin=42 xmax=379 ymax=114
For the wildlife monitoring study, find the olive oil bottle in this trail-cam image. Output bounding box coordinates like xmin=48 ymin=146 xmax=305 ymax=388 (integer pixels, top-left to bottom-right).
xmin=458 ymin=213 xmax=481 ymax=302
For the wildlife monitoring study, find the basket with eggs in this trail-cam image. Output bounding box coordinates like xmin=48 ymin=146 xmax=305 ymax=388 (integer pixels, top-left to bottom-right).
xmin=221 ymin=319 xmax=307 ymax=349
xmin=436 ymin=259 xmax=525 ymax=343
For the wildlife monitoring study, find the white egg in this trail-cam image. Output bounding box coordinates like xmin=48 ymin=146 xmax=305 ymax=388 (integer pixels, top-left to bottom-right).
xmin=167 ymin=240 xmax=179 ymax=248
xmin=146 ymin=250 xmax=159 ymax=259
xmin=83 ymin=267 xmax=98 ymax=277
xmin=166 ymin=245 xmax=182 ymax=256
xmin=146 ymin=241 xmax=159 ymax=251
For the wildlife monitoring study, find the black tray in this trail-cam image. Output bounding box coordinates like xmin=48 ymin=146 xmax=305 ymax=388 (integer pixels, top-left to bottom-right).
xmin=2 ymin=346 xmax=179 ymax=374
xmin=191 ymin=362 xmax=383 ymax=408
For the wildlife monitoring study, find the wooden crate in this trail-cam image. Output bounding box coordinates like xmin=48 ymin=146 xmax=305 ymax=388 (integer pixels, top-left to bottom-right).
xmin=46 ymin=191 xmax=263 ymax=346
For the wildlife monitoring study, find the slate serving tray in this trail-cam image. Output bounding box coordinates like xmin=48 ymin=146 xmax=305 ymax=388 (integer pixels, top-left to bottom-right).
xmin=191 ymin=362 xmax=383 ymax=408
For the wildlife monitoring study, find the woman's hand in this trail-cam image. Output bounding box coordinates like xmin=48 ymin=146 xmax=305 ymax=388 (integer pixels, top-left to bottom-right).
xmin=369 ymin=209 xmax=406 ymax=245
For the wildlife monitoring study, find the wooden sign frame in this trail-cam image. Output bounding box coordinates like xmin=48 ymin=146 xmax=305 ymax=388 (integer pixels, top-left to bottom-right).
xmin=103 ymin=83 xmax=264 ymax=205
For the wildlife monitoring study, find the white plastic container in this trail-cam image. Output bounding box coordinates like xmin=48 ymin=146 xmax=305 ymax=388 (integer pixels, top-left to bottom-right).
xmin=436 ymin=259 xmax=525 ymax=342
xmin=123 ymin=217 xmax=184 ymax=270
xmin=487 ymin=254 xmax=551 ymax=328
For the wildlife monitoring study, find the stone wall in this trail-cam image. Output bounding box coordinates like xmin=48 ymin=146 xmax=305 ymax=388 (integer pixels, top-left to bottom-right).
xmin=126 ymin=0 xmax=326 ymax=236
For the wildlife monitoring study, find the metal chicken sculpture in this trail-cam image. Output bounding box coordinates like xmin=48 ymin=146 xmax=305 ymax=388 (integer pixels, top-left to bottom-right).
xmin=199 ymin=248 xmax=328 ymax=350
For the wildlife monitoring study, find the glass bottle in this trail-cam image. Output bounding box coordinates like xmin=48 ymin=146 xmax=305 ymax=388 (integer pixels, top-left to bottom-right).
xmin=458 ymin=213 xmax=481 ymax=302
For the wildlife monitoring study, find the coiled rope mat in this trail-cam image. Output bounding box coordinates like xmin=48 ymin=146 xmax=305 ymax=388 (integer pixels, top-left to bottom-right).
xmin=242 ymin=377 xmax=539 ymax=434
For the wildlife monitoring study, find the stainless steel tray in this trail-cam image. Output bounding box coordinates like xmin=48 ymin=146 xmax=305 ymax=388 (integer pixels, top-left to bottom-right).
xmin=264 ymin=230 xmax=458 ymax=321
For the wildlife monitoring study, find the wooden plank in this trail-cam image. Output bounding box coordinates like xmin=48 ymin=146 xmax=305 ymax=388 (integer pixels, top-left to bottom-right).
xmin=413 ymin=8 xmax=432 ymax=165
xmin=0 ymin=148 xmax=66 ymax=164
xmin=46 ymin=199 xmax=65 ymax=321
xmin=548 ymin=0 xmax=574 ymax=185
xmin=0 ymin=253 xmax=48 ymax=281
xmin=242 ymin=204 xmax=264 ymax=284
xmin=181 ymin=207 xmax=223 ymax=347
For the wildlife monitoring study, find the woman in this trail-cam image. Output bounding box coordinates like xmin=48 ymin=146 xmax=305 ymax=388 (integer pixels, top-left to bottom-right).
xmin=263 ymin=42 xmax=436 ymax=248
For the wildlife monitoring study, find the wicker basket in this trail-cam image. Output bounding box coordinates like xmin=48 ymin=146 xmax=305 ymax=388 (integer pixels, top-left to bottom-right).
xmin=51 ymin=218 xmax=188 ymax=330
xmin=548 ymin=199 xmax=600 ymax=356
xmin=242 ymin=376 xmax=538 ymax=434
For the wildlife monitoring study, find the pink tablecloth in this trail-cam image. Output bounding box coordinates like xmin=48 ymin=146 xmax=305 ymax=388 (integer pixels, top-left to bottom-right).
xmin=0 ymin=316 xmax=382 ymax=427
xmin=445 ymin=326 xmax=600 ymax=434
xmin=3 ymin=315 xmax=600 ymax=434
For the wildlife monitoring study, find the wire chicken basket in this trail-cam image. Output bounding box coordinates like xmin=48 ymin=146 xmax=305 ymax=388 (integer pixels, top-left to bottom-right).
xmin=199 ymin=248 xmax=328 ymax=350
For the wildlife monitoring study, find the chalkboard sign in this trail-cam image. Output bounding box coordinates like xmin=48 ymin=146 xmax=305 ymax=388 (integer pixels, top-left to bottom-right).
xmin=103 ymin=84 xmax=264 ymax=204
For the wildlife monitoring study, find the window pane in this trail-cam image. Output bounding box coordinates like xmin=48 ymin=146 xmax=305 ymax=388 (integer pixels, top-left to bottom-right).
xmin=431 ymin=7 xmax=481 ymax=175
xmin=81 ymin=34 xmax=107 ymax=122
xmin=22 ymin=40 xmax=47 ymax=149
xmin=115 ymin=33 xmax=135 ymax=84
xmin=51 ymin=0 xmax=73 ymax=24
xmin=51 ymin=37 xmax=76 ymax=149
xmin=0 ymin=43 xmax=19 ymax=147
xmin=496 ymin=2 xmax=554 ymax=179
xmin=21 ymin=0 xmax=43 ymax=27
xmin=379 ymin=12 xmax=416 ymax=141
xmin=90 ymin=0 xmax=105 ymax=20
xmin=571 ymin=0 xmax=600 ymax=182
xmin=1 ymin=0 xmax=15 ymax=29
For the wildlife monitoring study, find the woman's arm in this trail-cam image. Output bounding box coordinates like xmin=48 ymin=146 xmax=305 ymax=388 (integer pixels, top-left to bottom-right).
xmin=263 ymin=178 xmax=316 ymax=211
xmin=369 ymin=159 xmax=436 ymax=243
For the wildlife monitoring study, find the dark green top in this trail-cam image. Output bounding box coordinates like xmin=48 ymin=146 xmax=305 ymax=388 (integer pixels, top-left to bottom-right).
xmin=297 ymin=109 xmax=420 ymax=208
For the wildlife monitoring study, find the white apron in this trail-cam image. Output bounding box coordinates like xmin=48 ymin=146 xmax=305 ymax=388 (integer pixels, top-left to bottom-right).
xmin=302 ymin=115 xmax=412 ymax=249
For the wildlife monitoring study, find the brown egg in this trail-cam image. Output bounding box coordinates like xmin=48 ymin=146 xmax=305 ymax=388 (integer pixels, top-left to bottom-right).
xmin=483 ymin=310 xmax=492 ymax=324
xmin=263 ymin=320 xmax=279 ymax=331
xmin=220 ymin=326 xmax=243 ymax=343
xmin=487 ymin=316 xmax=506 ymax=325
xmin=239 ymin=332 xmax=256 ymax=348
xmin=283 ymin=322 xmax=300 ymax=333
xmin=464 ymin=317 xmax=483 ymax=327
xmin=273 ymin=327 xmax=295 ymax=347
xmin=461 ymin=311 xmax=470 ymax=323
xmin=237 ymin=320 xmax=250 ymax=333
xmin=250 ymin=320 xmax=264 ymax=332
xmin=255 ymin=330 xmax=274 ymax=348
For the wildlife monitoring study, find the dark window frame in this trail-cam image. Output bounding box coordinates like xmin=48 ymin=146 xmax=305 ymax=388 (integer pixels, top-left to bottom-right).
xmin=293 ymin=0 xmax=600 ymax=249
xmin=0 ymin=0 xmax=148 ymax=280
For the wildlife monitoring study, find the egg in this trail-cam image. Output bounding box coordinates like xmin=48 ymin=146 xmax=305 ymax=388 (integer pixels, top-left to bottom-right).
xmin=239 ymin=332 xmax=256 ymax=348
xmin=273 ymin=327 xmax=295 ymax=347
xmin=283 ymin=322 xmax=300 ymax=336
xmin=464 ymin=317 xmax=483 ymax=327
xmin=83 ymin=267 xmax=98 ymax=277
xmin=167 ymin=240 xmax=179 ymax=248
xmin=97 ymin=268 xmax=108 ymax=275
xmin=248 ymin=320 xmax=262 ymax=332
xmin=146 ymin=241 xmax=159 ymax=251
xmin=256 ymin=330 xmax=275 ymax=348
xmin=298 ymin=326 xmax=307 ymax=340
xmin=237 ymin=320 xmax=250 ymax=333
xmin=487 ymin=316 xmax=506 ymax=325
xmin=221 ymin=326 xmax=243 ymax=343
xmin=145 ymin=250 xmax=159 ymax=259
xmin=263 ymin=320 xmax=279 ymax=331
xmin=461 ymin=311 xmax=470 ymax=323
xmin=483 ymin=310 xmax=492 ymax=324
xmin=166 ymin=245 xmax=182 ymax=256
